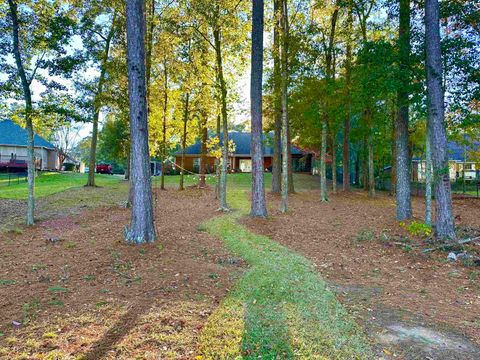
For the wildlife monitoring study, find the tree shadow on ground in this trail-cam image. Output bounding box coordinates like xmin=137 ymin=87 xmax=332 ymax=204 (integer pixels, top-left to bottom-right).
xmin=82 ymin=302 xmax=151 ymax=360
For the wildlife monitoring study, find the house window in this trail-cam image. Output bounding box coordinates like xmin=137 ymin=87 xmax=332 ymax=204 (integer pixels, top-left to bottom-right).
xmin=193 ymin=158 xmax=200 ymax=173
xmin=464 ymin=163 xmax=473 ymax=170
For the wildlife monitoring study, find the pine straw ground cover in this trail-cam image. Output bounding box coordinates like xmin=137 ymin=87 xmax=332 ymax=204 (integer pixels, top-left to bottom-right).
xmin=0 ymin=187 xmax=245 ymax=359
xmin=242 ymin=189 xmax=480 ymax=356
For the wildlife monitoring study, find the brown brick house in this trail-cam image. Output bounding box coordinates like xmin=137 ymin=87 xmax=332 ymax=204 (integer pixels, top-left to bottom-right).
xmin=175 ymin=132 xmax=312 ymax=174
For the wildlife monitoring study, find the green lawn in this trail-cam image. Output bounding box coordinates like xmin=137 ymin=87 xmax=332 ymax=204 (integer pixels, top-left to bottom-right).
xmin=198 ymin=183 xmax=372 ymax=358
xmin=0 ymin=172 xmax=121 ymax=200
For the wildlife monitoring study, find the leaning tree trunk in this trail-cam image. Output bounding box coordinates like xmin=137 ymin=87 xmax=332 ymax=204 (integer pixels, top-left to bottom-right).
xmin=8 ymin=0 xmax=35 ymax=225
xmin=279 ymin=0 xmax=289 ymax=213
xmin=425 ymin=0 xmax=456 ymax=240
xmin=271 ymin=0 xmax=282 ymax=194
xmin=125 ymin=0 xmax=156 ymax=243
xmin=86 ymin=15 xmax=116 ymax=187
xmin=179 ymin=93 xmax=189 ymax=191
xmin=214 ymin=28 xmax=229 ymax=211
xmin=395 ymin=0 xmax=412 ymax=220
xmin=250 ymin=0 xmax=267 ymax=217
xmin=425 ymin=132 xmax=433 ymax=226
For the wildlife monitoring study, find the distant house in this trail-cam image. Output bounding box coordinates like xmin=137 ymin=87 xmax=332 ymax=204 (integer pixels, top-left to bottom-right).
xmin=0 ymin=119 xmax=59 ymax=172
xmin=413 ymin=140 xmax=480 ymax=182
xmin=175 ymin=131 xmax=312 ymax=173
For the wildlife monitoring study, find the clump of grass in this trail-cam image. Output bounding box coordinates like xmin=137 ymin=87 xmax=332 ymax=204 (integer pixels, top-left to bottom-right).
xmin=48 ymin=286 xmax=68 ymax=293
xmin=356 ymin=227 xmax=375 ymax=242
xmin=31 ymin=263 xmax=47 ymax=271
xmin=84 ymin=274 xmax=95 ymax=282
xmin=208 ymin=273 xmax=219 ymax=279
xmin=49 ymin=299 xmax=64 ymax=306
xmin=0 ymin=279 xmax=16 ymax=286
xmin=63 ymin=241 xmax=76 ymax=249
xmin=22 ymin=299 xmax=42 ymax=323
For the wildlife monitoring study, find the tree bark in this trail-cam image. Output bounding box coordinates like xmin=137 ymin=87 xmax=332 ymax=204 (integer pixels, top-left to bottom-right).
xmin=125 ymin=0 xmax=156 ymax=243
xmin=250 ymin=0 xmax=267 ymax=217
xmin=8 ymin=0 xmax=35 ymax=225
xmin=331 ymin=132 xmax=337 ymax=194
xmin=213 ymin=28 xmax=229 ymax=211
xmin=320 ymin=120 xmax=328 ymax=201
xmin=366 ymin=109 xmax=375 ymax=197
xmin=179 ymin=93 xmax=189 ymax=191
xmin=343 ymin=3 xmax=352 ymax=191
xmin=279 ymin=0 xmax=289 ymax=213
xmin=395 ymin=0 xmax=412 ymax=220
xmin=271 ymin=0 xmax=282 ymax=194
xmin=86 ymin=14 xmax=116 ymax=187
xmin=425 ymin=132 xmax=433 ymax=226
xmin=199 ymin=116 xmax=208 ymax=188
xmin=161 ymin=60 xmax=168 ymax=190
xmin=425 ymin=0 xmax=456 ymax=240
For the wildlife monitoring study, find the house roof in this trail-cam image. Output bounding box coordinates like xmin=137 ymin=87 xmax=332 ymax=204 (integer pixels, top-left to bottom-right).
xmin=178 ymin=131 xmax=304 ymax=156
xmin=413 ymin=139 xmax=480 ymax=162
xmin=0 ymin=119 xmax=56 ymax=150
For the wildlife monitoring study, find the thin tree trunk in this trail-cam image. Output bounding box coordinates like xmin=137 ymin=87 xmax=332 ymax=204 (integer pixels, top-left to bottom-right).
xmin=395 ymin=0 xmax=412 ymax=220
xmin=331 ymin=133 xmax=337 ymax=194
xmin=213 ymin=28 xmax=229 ymax=211
xmin=125 ymin=151 xmax=130 ymax=180
xmin=287 ymin=125 xmax=294 ymax=193
xmin=425 ymin=0 xmax=456 ymax=240
xmin=320 ymin=120 xmax=328 ymax=201
xmin=390 ymin=99 xmax=397 ymax=195
xmin=215 ymin=112 xmax=221 ymax=199
xmin=279 ymin=0 xmax=289 ymax=213
xmin=87 ymin=14 xmax=116 ymax=187
xmin=145 ymin=0 xmax=155 ymax=105
xmin=125 ymin=0 xmax=156 ymax=243
xmin=8 ymin=0 xmax=35 ymax=225
xmin=271 ymin=0 xmax=282 ymax=194
xmin=367 ymin=109 xmax=375 ymax=197
xmin=425 ymin=132 xmax=433 ymax=226
xmin=250 ymin=0 xmax=267 ymax=217
xmin=343 ymin=3 xmax=352 ymax=191
xmin=161 ymin=61 xmax=168 ymax=190
xmin=199 ymin=117 xmax=208 ymax=188
xmin=179 ymin=93 xmax=189 ymax=191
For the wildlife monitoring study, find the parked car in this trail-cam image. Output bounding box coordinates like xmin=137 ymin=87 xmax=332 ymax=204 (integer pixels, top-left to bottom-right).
xmin=96 ymin=163 xmax=113 ymax=175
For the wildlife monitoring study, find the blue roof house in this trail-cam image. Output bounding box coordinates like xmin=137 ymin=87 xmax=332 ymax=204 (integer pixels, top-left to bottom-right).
xmin=0 ymin=119 xmax=59 ymax=171
xmin=174 ymin=131 xmax=311 ymax=173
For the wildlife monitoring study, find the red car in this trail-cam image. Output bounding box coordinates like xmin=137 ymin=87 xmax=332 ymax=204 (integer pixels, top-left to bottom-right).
xmin=96 ymin=163 xmax=113 ymax=175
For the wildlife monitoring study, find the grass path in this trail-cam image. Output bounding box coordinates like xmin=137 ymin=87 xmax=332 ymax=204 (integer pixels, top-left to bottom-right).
xmin=197 ymin=186 xmax=373 ymax=359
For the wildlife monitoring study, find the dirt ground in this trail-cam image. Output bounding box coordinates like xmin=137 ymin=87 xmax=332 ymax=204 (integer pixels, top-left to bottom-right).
xmin=243 ymin=190 xmax=480 ymax=359
xmin=0 ymin=187 xmax=244 ymax=359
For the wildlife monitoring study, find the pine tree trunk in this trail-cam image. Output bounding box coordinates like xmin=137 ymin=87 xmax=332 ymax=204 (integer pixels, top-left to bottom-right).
xmin=215 ymin=112 xmax=221 ymax=199
xmin=320 ymin=120 xmax=328 ymax=201
xmin=161 ymin=61 xmax=168 ymax=190
xmin=271 ymin=0 xmax=282 ymax=194
xmin=8 ymin=0 xmax=35 ymax=225
xmin=86 ymin=15 xmax=116 ymax=187
xmin=425 ymin=132 xmax=433 ymax=226
xmin=287 ymin=125 xmax=294 ymax=193
xmin=179 ymin=93 xmax=189 ymax=191
xmin=395 ymin=0 xmax=412 ymax=220
xmin=425 ymin=0 xmax=456 ymax=240
xmin=199 ymin=117 xmax=208 ymax=188
xmin=279 ymin=0 xmax=289 ymax=213
xmin=343 ymin=3 xmax=352 ymax=192
xmin=214 ymin=28 xmax=229 ymax=211
xmin=367 ymin=109 xmax=375 ymax=197
xmin=125 ymin=0 xmax=156 ymax=243
xmin=250 ymin=0 xmax=267 ymax=217
xmin=331 ymin=133 xmax=337 ymax=194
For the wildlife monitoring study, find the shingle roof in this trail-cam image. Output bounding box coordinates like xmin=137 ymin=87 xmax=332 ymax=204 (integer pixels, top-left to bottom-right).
xmin=0 ymin=119 xmax=56 ymax=149
xmin=179 ymin=131 xmax=304 ymax=156
xmin=413 ymin=139 xmax=480 ymax=162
